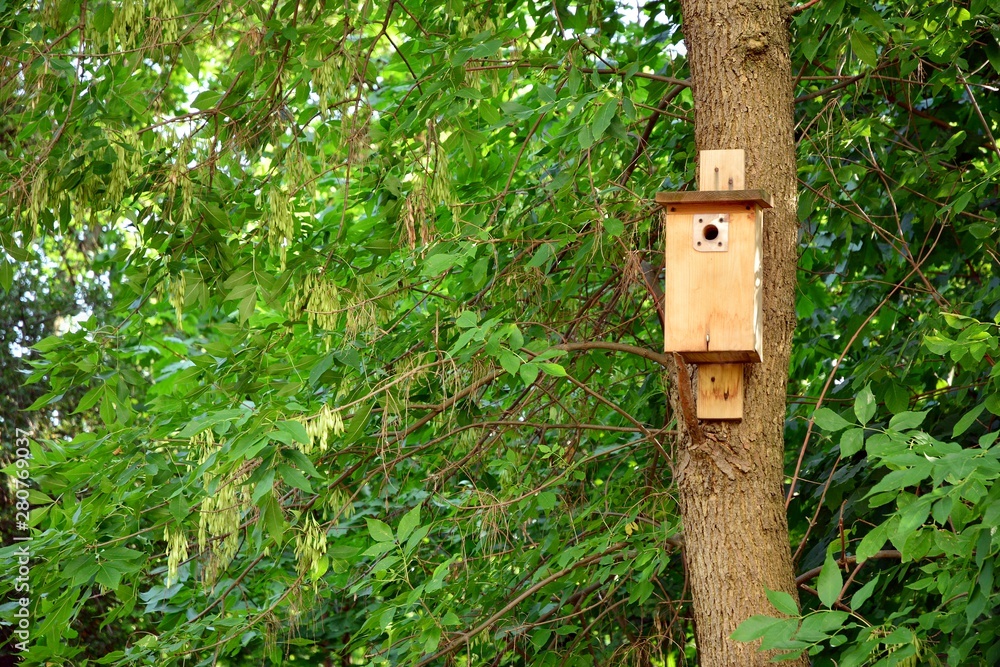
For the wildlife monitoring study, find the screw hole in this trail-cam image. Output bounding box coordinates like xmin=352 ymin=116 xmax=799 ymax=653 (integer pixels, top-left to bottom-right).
xmin=718 ymin=242 xmax=722 ymax=246
xmin=711 ymin=377 xmax=716 ymax=382
xmin=697 ymin=241 xmax=702 ymax=246
xmin=703 ymin=224 xmax=719 ymax=241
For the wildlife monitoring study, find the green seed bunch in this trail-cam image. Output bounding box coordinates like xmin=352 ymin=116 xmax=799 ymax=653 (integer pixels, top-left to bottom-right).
xmin=294 ymin=513 xmax=328 ymax=580
xmin=266 ymin=188 xmax=295 ymax=270
xmin=164 ymin=525 xmax=189 ymax=587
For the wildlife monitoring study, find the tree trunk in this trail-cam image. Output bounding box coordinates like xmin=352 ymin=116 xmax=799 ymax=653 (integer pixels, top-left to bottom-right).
xmin=671 ymin=1 xmax=806 ymax=665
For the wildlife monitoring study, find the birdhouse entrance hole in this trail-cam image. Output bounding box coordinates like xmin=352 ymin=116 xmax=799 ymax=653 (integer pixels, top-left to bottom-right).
xmin=693 ymin=213 xmax=729 ymax=252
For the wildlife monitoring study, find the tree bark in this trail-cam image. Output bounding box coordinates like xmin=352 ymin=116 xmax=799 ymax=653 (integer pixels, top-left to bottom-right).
xmin=671 ymin=1 xmax=806 ymax=665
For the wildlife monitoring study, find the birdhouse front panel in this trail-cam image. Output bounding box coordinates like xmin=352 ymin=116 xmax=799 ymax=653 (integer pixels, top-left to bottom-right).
xmin=661 ymin=200 xmax=763 ymax=363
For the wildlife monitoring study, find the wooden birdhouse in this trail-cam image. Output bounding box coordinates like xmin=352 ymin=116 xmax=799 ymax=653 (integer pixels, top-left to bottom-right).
xmin=655 ymin=150 xmax=773 ymax=420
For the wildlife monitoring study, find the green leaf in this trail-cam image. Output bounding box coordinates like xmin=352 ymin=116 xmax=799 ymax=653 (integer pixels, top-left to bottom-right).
xmin=367 ymin=518 xmax=395 ymax=542
xmin=854 ymin=385 xmax=876 ymax=424
xmin=868 ymin=466 xmax=930 ymax=495
xmin=65 ymin=554 xmax=100 ymax=586
xmin=765 ymin=588 xmax=800 ymax=617
xmin=731 ymin=615 xmax=785 ymax=642
xmin=455 ymin=86 xmax=483 ymax=100
xmin=277 ymin=464 xmax=312 ymax=493
xmin=840 ymin=428 xmax=864 ymax=457
xmin=260 ymin=494 xmax=285 ymax=545
xmin=953 ymin=403 xmax=986 ymax=437
xmin=758 ymin=618 xmax=801 ymax=652
xmin=456 ymin=310 xmax=479 ymax=328
xmin=985 ymin=393 xmax=1000 ymax=417
xmin=856 ymin=524 xmax=887 ymax=562
xmin=363 ymin=540 xmax=395 ymax=558
xmin=94 ymin=562 xmax=125 ymax=590
xmin=32 ymin=335 xmax=63 ymax=352
xmin=422 ymin=252 xmax=458 ymax=276
xmin=278 ymin=420 xmax=310 ymax=446
xmin=604 ymin=217 xmax=624 ymax=237
xmin=987 ymin=39 xmax=1000 ymax=74
xmin=508 ymin=325 xmax=524 ymax=350
xmin=850 ymin=30 xmax=878 ymax=68
xmin=797 ymin=610 xmax=848 ymax=642
xmin=327 ymin=545 xmax=360 ymax=560
xmin=923 ymin=335 xmax=953 ymax=355
xmin=884 ymin=383 xmax=909 ymax=414
xmin=592 ymin=100 xmax=616 ymax=140
xmin=181 ymin=46 xmax=200 ymax=81
xmin=813 ymin=408 xmax=852 ymax=432
xmin=849 ymin=575 xmax=879 ymax=609
xmin=888 ymin=410 xmax=928 ymax=431
xmin=817 ymin=551 xmax=843 ymax=608
xmin=404 ymin=524 xmax=430 ymax=554
xmin=93 ymin=3 xmax=113 ymax=32
xmin=538 ymin=362 xmax=567 ymax=377
xmin=308 ymin=354 xmax=335 ymax=387
xmin=200 ymin=202 xmax=229 ymax=229
xmin=499 ymin=349 xmax=521 ymax=376
xmin=344 ymin=402 xmax=373 ymax=444
xmin=72 ymin=384 xmax=103 ymax=414
xmin=0 ymin=258 xmax=12 ymax=292
xmin=536 ymin=491 xmax=557 ymax=510
xmin=252 ymin=468 xmax=276 ymax=503
xmin=237 ymin=292 xmax=256 ymax=323
xmin=191 ymin=90 xmax=222 ymax=111
xmin=527 ymin=242 xmax=554 ymax=269
xmin=531 ymin=628 xmax=553 ymax=649
xmin=397 ymin=505 xmax=421 ymax=542
xmin=178 ymin=409 xmax=245 ymax=438
xmin=520 ymin=362 xmax=539 ymax=385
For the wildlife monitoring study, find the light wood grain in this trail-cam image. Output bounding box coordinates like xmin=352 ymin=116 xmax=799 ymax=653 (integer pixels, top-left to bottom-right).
xmin=700 ymin=149 xmax=745 ymax=190
xmin=696 ymin=363 xmax=744 ymax=420
xmin=663 ymin=202 xmax=761 ymax=360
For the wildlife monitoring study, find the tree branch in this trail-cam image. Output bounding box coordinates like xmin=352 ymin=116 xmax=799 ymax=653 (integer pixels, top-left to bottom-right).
xmin=787 ymin=0 xmax=823 ymax=17
xmin=795 ymin=549 xmax=902 ymax=586
xmin=554 ymin=341 xmax=670 ymax=368
xmin=416 ymin=542 xmax=629 ymax=666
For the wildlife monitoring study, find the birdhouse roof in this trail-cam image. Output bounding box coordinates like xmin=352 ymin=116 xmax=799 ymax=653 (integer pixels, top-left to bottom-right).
xmin=654 ymin=189 xmax=773 ymax=208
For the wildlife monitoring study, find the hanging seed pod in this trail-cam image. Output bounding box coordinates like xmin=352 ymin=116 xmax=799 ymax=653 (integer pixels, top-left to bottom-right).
xmin=164 ymin=526 xmax=188 ymax=587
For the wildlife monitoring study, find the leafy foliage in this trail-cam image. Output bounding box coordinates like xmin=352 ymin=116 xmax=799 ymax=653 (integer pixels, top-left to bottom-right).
xmin=0 ymin=0 xmax=998 ymax=665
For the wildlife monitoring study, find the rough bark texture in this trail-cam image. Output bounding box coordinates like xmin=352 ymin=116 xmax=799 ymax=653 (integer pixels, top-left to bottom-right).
xmin=671 ymin=1 xmax=805 ymax=665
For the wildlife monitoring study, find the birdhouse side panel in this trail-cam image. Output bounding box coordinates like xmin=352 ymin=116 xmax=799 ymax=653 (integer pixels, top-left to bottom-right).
xmin=663 ymin=203 xmax=761 ymax=362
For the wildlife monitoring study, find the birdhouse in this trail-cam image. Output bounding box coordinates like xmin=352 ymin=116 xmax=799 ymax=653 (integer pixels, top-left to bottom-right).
xmin=655 ymin=150 xmax=773 ymax=420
